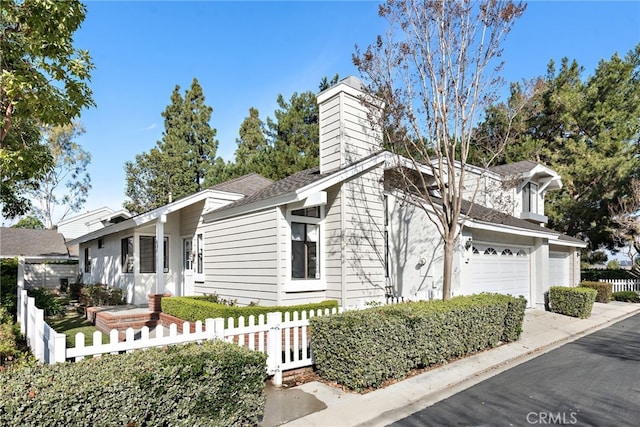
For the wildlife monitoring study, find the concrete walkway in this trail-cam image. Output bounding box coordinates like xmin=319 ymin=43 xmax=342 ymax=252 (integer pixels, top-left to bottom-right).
xmin=260 ymin=302 xmax=640 ymax=427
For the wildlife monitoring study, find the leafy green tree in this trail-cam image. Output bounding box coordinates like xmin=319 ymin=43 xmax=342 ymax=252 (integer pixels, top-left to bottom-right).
xmin=124 ymin=78 xmax=218 ymax=214
xmin=0 ymin=0 xmax=93 ymax=218
xmin=11 ymin=215 xmax=44 ymax=229
xmin=0 ymin=119 xmax=52 ymax=218
xmin=27 ymin=122 xmax=91 ymax=228
xmin=476 ymin=45 xmax=640 ymax=250
xmin=0 ymin=0 xmax=94 ymax=142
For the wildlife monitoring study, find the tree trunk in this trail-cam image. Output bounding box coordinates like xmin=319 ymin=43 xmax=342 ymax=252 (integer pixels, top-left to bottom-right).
xmin=442 ymin=236 xmax=455 ymax=300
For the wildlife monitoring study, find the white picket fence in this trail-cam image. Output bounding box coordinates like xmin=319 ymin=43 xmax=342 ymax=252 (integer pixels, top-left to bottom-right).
xmin=16 ymin=284 xmax=341 ymax=385
xmin=599 ymin=279 xmax=640 ymax=293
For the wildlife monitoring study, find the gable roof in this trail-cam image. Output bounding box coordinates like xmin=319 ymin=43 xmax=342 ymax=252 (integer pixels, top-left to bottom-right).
xmin=489 ymin=160 xmax=541 ymax=176
xmin=208 ymin=173 xmax=274 ymax=196
xmin=0 ymin=228 xmax=71 ymax=258
xmin=204 ymin=151 xmax=392 ymax=221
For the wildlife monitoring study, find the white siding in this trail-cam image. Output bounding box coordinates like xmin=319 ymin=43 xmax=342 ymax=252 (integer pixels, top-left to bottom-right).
xmin=342 ymin=167 xmax=386 ymax=306
xmin=198 ymin=209 xmax=279 ymax=305
xmin=57 ymin=208 xmax=114 ymax=240
xmin=24 ymin=263 xmax=78 ymax=289
xmin=318 ymin=83 xmax=381 ymax=173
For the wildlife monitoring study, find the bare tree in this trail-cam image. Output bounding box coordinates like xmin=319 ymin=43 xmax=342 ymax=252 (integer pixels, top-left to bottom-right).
xmin=354 ymin=0 xmax=526 ymax=299
xmin=609 ymin=179 xmax=640 ymax=273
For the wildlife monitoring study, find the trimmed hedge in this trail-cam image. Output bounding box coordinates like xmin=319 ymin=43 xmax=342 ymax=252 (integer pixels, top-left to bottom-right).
xmin=0 ymin=340 xmax=266 ymax=426
xmin=581 ymin=268 xmax=635 ymax=281
xmin=579 ymin=281 xmax=613 ymax=303
xmin=612 ymin=291 xmax=640 ymax=303
xmin=548 ymin=286 xmax=597 ymax=318
xmin=162 ymin=297 xmax=338 ymax=327
xmin=309 ymin=293 xmax=526 ymax=391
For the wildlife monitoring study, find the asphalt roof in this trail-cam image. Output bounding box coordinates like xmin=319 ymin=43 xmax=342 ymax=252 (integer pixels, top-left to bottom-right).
xmin=208 ymin=173 xmax=274 ymax=196
xmin=0 ymin=227 xmax=71 ymax=258
xmin=210 ymin=167 xmax=329 ymax=214
xmin=460 ymin=199 xmax=557 ymax=235
xmin=489 ymin=160 xmax=541 ymax=176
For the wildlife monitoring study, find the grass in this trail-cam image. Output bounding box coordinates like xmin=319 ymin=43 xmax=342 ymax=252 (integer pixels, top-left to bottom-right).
xmin=46 ymin=311 xmax=109 ymax=347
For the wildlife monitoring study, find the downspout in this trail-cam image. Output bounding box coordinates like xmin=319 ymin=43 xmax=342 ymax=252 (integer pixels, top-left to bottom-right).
xmin=341 ymin=187 xmax=347 ymax=308
xmin=276 ymin=207 xmax=282 ymax=305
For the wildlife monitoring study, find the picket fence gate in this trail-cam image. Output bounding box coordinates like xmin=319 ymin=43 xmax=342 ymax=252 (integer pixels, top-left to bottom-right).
xmin=599 ymin=279 xmax=640 ymax=293
xmin=16 ymin=285 xmax=341 ymax=385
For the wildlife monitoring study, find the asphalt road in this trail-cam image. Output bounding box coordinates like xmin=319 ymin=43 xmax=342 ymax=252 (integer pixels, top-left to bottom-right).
xmin=390 ymin=313 xmax=640 ymax=427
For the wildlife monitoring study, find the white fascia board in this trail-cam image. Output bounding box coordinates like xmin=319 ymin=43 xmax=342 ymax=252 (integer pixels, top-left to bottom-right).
xmin=205 ymin=152 xmax=392 ymax=222
xmin=57 ymin=207 xmax=114 ymax=226
xmin=550 ymin=238 xmax=588 ymax=249
xmin=67 ymin=189 xmax=244 ymax=245
xmin=465 ymin=219 xmax=560 ymax=240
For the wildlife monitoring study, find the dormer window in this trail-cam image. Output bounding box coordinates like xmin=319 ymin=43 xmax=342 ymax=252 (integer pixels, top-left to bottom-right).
xmin=523 ymin=182 xmax=539 ymax=214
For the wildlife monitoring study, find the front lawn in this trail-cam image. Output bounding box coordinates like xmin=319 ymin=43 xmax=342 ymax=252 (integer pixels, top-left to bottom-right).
xmin=47 ymin=312 xmax=108 ymax=347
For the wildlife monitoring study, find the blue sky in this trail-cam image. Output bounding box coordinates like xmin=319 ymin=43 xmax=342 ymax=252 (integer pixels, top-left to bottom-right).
xmin=66 ymin=0 xmax=639 ymax=217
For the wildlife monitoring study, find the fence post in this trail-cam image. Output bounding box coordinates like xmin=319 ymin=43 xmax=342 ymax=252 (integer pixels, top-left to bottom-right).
xmin=34 ymin=305 xmax=45 ymax=363
xmin=267 ymin=312 xmax=283 ymax=386
xmin=17 ymin=257 xmax=26 ymax=335
xmin=211 ymin=318 xmax=225 ymax=340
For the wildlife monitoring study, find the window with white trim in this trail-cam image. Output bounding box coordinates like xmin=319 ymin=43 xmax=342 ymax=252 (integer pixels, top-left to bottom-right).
xmin=121 ymin=237 xmax=134 ymax=273
xmin=290 ymin=207 xmax=321 ymax=280
xmin=523 ymin=182 xmax=539 ymax=214
xmin=196 ymin=234 xmax=203 ymax=274
xmin=139 ymin=236 xmax=168 ymax=273
xmin=84 ymin=247 xmax=91 ymax=273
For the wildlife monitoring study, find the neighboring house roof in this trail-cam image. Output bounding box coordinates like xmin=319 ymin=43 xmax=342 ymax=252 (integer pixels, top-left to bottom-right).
xmin=0 ymin=228 xmax=71 ymax=258
xmin=208 ymin=173 xmax=274 ymax=196
xmin=554 ymin=234 xmax=589 ymax=248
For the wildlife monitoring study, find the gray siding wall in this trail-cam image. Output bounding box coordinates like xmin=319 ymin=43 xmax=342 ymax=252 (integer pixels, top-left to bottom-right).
xmin=198 ymin=209 xmax=279 ymax=305
xmin=342 ymin=167 xmax=386 ymax=305
xmin=323 ymin=185 xmax=344 ymax=303
xmin=319 ymin=86 xmax=381 ymax=173
xmin=24 ymin=263 xmax=79 ymax=289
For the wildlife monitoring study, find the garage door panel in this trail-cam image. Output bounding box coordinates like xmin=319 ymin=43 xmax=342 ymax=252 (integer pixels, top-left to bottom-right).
xmin=469 ymin=244 xmax=531 ymax=306
xmin=549 ymin=251 xmax=570 ymax=286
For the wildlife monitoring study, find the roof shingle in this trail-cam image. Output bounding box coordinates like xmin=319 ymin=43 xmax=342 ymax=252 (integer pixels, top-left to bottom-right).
xmin=0 ymin=228 xmax=70 ymax=257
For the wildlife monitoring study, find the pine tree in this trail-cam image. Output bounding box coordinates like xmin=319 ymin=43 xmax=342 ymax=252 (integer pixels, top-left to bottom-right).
xmin=124 ymin=78 xmax=218 ymax=214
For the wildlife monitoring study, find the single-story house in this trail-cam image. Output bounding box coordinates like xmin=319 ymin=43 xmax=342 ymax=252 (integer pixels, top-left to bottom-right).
xmin=67 ymin=76 xmax=586 ymax=308
xmin=0 ymin=227 xmax=78 ymax=290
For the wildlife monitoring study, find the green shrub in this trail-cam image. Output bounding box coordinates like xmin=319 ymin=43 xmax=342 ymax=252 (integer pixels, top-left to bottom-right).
xmin=0 ymin=340 xmax=267 ymax=426
xmin=581 ymin=268 xmax=635 ymax=281
xmin=27 ymin=288 xmax=65 ymax=317
xmin=0 ymin=258 xmax=18 ymax=319
xmin=612 ymin=291 xmax=640 ymax=303
xmin=579 ymin=281 xmax=612 ymax=303
xmin=162 ymin=297 xmax=339 ymax=327
xmin=310 ymin=293 xmax=526 ymax=391
xmin=0 ymin=307 xmax=34 ymax=371
xmin=548 ymin=286 xmax=597 ymax=318
xmin=68 ymin=282 xmax=83 ymax=300
xmin=80 ymin=284 xmax=126 ymax=307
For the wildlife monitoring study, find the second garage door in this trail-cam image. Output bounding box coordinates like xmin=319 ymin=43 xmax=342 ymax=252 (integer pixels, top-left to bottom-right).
xmin=469 ymin=243 xmax=532 ymax=307
xmin=549 ymin=251 xmax=571 ymax=287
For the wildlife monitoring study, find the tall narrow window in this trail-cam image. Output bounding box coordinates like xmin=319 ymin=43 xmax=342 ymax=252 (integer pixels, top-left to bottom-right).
xmin=121 ymin=237 xmax=134 ymax=273
xmin=84 ymin=247 xmax=91 ymax=273
xmin=196 ymin=233 xmax=203 ymax=274
xmin=140 ymin=236 xmax=155 ymax=273
xmin=291 ymin=222 xmax=319 ymax=279
xmin=183 ymin=239 xmax=193 ymax=270
xmin=523 ymin=182 xmax=539 ymax=213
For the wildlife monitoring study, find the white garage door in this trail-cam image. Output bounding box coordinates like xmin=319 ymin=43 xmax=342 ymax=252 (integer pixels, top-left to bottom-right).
xmin=549 ymin=251 xmax=571 ymax=287
xmin=469 ymin=244 xmax=531 ymax=307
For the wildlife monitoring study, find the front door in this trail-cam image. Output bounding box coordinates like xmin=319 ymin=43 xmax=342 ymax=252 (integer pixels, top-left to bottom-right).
xmin=182 ymin=238 xmax=194 ymax=296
